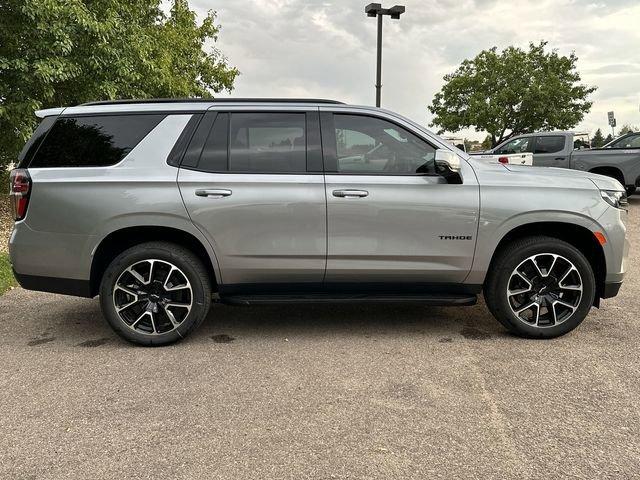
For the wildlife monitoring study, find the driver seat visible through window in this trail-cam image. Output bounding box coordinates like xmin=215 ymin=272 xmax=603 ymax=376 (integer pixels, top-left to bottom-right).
xmin=334 ymin=114 xmax=437 ymax=175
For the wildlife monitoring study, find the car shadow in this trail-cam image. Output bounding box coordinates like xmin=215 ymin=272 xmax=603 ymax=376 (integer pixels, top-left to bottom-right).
xmin=197 ymin=301 xmax=501 ymax=343
xmin=4 ymin=289 xmax=504 ymax=348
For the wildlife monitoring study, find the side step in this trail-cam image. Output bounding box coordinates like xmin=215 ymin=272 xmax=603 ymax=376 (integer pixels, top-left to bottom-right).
xmin=218 ymin=293 xmax=477 ymax=306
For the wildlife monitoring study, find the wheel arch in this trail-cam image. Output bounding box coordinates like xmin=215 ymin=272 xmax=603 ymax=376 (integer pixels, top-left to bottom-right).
xmin=90 ymin=226 xmax=218 ymax=297
xmin=487 ymin=221 xmax=606 ymax=304
xmin=588 ymin=166 xmax=625 ymax=185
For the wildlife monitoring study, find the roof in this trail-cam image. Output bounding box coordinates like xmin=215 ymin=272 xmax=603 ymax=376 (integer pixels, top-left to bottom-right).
xmin=81 ymin=98 xmax=345 ymax=106
xmin=516 ymin=131 xmax=588 ymax=137
xmin=35 ymin=98 xmax=347 ymax=118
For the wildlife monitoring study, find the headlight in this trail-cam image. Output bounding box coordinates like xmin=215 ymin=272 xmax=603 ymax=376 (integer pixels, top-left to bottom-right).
xmin=600 ymin=190 xmax=628 ymax=209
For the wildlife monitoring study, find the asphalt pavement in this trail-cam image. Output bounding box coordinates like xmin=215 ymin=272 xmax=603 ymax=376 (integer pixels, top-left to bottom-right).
xmin=1 ymin=199 xmax=639 ymax=479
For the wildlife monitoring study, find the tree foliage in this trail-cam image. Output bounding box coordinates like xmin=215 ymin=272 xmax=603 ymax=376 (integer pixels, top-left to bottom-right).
xmin=481 ymin=134 xmax=493 ymax=151
xmin=603 ymin=133 xmax=613 ymax=145
xmin=429 ymin=42 xmax=596 ymax=147
xmin=0 ymin=0 xmax=239 ymax=167
xmin=591 ymin=128 xmax=605 ymax=148
xmin=619 ymin=124 xmax=638 ymax=135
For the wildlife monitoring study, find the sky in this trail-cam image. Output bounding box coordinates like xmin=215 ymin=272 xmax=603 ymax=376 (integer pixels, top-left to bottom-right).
xmin=190 ymin=0 xmax=640 ymax=141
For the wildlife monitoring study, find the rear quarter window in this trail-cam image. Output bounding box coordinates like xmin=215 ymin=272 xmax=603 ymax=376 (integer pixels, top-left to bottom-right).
xmin=17 ymin=116 xmax=57 ymax=167
xmin=534 ymin=136 xmax=565 ymax=154
xmin=29 ymin=114 xmax=165 ymax=168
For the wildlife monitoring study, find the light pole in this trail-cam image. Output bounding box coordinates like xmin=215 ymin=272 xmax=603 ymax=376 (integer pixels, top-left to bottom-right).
xmin=365 ymin=3 xmax=405 ymax=107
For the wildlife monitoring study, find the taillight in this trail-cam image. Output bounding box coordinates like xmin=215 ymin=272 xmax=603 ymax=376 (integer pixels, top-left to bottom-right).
xmin=9 ymin=169 xmax=31 ymax=221
xmin=498 ymin=156 xmax=509 ymax=164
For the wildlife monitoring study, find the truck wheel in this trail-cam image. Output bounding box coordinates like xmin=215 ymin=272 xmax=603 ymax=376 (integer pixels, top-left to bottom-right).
xmin=99 ymin=242 xmax=212 ymax=346
xmin=626 ymin=186 xmax=636 ymax=196
xmin=484 ymin=236 xmax=595 ymax=339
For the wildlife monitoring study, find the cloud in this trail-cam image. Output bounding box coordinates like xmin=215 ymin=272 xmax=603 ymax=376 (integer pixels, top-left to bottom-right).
xmin=193 ymin=0 xmax=640 ymax=139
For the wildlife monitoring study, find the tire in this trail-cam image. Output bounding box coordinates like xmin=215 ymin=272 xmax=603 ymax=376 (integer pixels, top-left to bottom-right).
xmin=99 ymin=241 xmax=212 ymax=346
xmin=626 ymin=186 xmax=636 ymax=197
xmin=484 ymin=236 xmax=596 ymax=339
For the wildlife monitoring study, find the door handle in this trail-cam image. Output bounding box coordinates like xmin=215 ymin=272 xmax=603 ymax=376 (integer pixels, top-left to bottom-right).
xmin=332 ymin=189 xmax=369 ymax=198
xmin=195 ymin=189 xmax=232 ymax=198
xmin=555 ymin=157 xmax=565 ymax=161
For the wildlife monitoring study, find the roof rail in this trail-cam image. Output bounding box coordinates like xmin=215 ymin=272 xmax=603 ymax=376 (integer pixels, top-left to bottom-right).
xmin=81 ymin=98 xmax=345 ymax=106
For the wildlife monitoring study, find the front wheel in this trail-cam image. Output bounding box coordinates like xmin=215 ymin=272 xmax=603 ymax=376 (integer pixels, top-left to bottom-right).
xmin=626 ymin=186 xmax=636 ymax=197
xmin=484 ymin=236 xmax=596 ymax=339
xmin=99 ymin=242 xmax=212 ymax=346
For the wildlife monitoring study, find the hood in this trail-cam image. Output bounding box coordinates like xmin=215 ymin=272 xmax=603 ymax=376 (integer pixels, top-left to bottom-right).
xmin=504 ymin=165 xmax=624 ymax=191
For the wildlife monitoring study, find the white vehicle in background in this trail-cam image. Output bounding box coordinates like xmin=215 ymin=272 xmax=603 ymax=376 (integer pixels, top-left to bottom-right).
xmin=473 ymin=152 xmax=534 ymax=165
xmin=443 ymin=136 xmax=532 ymax=165
xmin=442 ymin=136 xmax=466 ymax=152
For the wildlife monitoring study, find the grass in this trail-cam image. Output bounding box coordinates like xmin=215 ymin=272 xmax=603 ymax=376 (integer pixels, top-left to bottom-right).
xmin=1 ymin=167 xmax=13 ymax=294
xmin=0 ymin=252 xmax=16 ymax=295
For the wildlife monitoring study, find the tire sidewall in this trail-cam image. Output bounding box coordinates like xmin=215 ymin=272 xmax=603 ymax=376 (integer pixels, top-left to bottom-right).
xmin=491 ymin=240 xmax=596 ymax=338
xmin=99 ymin=245 xmax=209 ymax=346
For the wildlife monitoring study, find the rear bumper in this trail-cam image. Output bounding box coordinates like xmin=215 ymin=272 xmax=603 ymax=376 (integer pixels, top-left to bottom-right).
xmin=602 ymin=281 xmax=622 ymax=299
xmin=12 ymin=270 xmax=93 ymax=298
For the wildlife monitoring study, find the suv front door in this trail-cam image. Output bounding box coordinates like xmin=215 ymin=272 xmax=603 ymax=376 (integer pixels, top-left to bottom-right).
xmin=320 ymin=110 xmax=479 ymax=286
xmin=178 ymin=109 xmax=326 ymax=289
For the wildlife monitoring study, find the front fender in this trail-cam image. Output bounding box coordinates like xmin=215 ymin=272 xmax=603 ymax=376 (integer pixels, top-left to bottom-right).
xmin=466 ymin=209 xmax=608 ymax=286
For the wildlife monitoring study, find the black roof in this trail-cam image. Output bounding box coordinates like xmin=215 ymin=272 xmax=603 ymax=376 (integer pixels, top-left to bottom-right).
xmin=81 ymin=98 xmax=345 ymax=106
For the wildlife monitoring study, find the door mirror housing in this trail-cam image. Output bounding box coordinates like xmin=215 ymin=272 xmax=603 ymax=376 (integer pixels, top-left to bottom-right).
xmin=434 ymin=149 xmax=461 ymax=172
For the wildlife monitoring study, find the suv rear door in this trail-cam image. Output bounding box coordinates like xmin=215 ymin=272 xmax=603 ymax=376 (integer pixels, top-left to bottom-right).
xmin=177 ymin=108 xmax=326 ymax=290
xmin=319 ymin=109 xmax=479 ymax=285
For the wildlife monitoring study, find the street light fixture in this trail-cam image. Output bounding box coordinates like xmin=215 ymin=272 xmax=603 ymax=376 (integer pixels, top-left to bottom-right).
xmin=365 ymin=3 xmax=405 ymax=107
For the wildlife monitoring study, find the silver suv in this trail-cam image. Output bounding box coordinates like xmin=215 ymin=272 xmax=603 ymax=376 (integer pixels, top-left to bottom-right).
xmin=8 ymin=99 xmax=629 ymax=346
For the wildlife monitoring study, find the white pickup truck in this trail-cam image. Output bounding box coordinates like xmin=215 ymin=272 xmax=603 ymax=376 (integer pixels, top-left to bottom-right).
xmin=473 ymin=152 xmax=533 ymax=166
xmin=443 ymin=137 xmax=532 ymax=165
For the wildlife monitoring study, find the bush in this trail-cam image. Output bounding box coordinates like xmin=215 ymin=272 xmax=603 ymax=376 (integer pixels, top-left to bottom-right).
xmin=0 ymin=253 xmax=16 ymax=295
xmin=1 ymin=168 xmax=9 ymax=192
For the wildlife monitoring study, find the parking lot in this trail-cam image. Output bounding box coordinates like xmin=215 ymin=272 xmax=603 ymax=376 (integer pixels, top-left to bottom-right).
xmin=0 ymin=198 xmax=638 ymax=479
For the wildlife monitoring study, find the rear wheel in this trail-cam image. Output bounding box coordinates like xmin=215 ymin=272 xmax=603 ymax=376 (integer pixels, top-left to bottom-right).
xmin=99 ymin=242 xmax=211 ymax=346
xmin=484 ymin=236 xmax=596 ymax=338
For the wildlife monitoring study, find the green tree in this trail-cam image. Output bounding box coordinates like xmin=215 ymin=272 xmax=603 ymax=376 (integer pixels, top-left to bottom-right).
xmin=0 ymin=0 xmax=239 ymax=168
xmin=481 ymin=134 xmax=493 ymax=150
xmin=619 ymin=124 xmax=638 ymax=135
xmin=603 ymin=133 xmax=613 ymax=145
xmin=463 ymin=139 xmax=472 ymax=151
xmin=429 ymin=41 xmax=596 ymax=147
xmin=592 ymin=128 xmax=605 ymax=148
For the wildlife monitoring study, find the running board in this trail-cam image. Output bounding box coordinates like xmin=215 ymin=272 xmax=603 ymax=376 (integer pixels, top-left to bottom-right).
xmin=218 ymin=293 xmax=477 ymax=306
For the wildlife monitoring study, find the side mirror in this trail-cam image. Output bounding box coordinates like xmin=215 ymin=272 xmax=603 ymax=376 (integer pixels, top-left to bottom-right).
xmin=434 ymin=149 xmax=461 ymax=172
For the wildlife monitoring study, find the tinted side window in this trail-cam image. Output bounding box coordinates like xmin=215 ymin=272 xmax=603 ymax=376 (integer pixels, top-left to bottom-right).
xmin=535 ymin=136 xmax=565 ymax=154
xmin=167 ymin=114 xmax=203 ymax=167
xmin=30 ymin=114 xmax=165 ymax=168
xmin=495 ymin=137 xmax=532 ymax=154
xmin=333 ymin=114 xmax=436 ymax=175
xmin=198 ymin=113 xmax=229 ymax=172
xmin=17 ymin=116 xmax=57 ymax=167
xmin=229 ymin=113 xmax=306 ymax=173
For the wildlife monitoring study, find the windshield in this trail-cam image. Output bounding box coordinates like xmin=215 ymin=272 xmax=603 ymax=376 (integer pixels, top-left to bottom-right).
xmin=608 ymin=133 xmax=640 ymax=149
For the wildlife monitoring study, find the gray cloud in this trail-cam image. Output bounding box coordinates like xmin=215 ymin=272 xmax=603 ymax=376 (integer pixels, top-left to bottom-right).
xmin=194 ymin=0 xmax=640 ymax=138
